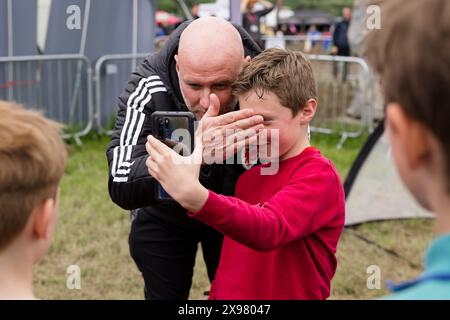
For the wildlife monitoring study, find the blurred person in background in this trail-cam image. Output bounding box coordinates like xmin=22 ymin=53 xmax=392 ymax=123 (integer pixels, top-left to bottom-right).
xmin=332 ymin=7 xmax=352 ymax=81
xmin=242 ymin=0 xmax=283 ymax=48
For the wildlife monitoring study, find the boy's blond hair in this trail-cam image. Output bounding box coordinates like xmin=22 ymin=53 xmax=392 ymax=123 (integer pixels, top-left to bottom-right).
xmin=0 ymin=101 xmax=67 ymax=251
xmin=365 ymin=0 xmax=450 ymax=190
xmin=232 ymin=48 xmax=317 ymax=116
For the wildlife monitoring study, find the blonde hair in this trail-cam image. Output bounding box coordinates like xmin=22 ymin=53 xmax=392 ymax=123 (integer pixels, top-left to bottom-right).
xmin=0 ymin=101 xmax=67 ymax=251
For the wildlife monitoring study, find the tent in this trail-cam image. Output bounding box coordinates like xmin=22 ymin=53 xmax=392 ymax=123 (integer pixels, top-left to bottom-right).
xmin=344 ymin=121 xmax=433 ymax=226
xmin=45 ymin=0 xmax=155 ymax=61
xmin=0 ymin=0 xmax=38 ymax=57
xmin=0 ymin=0 xmax=38 ymax=107
xmin=278 ymin=10 xmax=336 ymax=31
xmin=43 ymin=0 xmax=157 ymax=129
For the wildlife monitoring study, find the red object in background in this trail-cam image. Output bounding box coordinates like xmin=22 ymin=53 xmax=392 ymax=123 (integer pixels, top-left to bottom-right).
xmin=156 ymin=10 xmax=182 ymax=26
xmin=0 ymin=79 xmax=39 ymax=89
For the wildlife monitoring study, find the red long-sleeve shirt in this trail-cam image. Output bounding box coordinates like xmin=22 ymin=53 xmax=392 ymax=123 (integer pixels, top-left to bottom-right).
xmin=190 ymin=147 xmax=345 ymax=300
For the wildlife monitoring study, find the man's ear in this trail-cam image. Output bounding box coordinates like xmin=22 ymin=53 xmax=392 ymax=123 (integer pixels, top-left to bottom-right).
xmin=32 ymin=198 xmax=57 ymax=241
xmin=243 ymin=55 xmax=251 ymax=67
xmin=299 ymin=98 xmax=317 ymax=125
xmin=386 ymin=102 xmax=430 ymax=170
xmin=174 ymin=54 xmax=180 ymax=73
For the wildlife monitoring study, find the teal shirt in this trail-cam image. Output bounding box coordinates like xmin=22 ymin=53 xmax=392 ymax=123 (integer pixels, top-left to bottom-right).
xmin=386 ymin=233 xmax=450 ymax=300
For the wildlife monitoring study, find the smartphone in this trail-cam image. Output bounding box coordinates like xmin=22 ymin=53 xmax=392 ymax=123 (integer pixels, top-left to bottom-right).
xmin=151 ymin=111 xmax=196 ymax=200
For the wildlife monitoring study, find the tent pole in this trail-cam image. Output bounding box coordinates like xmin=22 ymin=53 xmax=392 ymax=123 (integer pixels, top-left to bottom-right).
xmin=69 ymin=0 xmax=91 ymax=126
xmin=132 ymin=0 xmax=138 ymax=71
xmin=229 ymin=0 xmax=241 ymax=25
xmin=175 ymin=0 xmax=192 ymax=20
xmin=149 ymin=0 xmax=156 ymax=52
xmin=7 ymin=0 xmax=13 ymax=56
xmin=6 ymin=0 xmax=13 ymax=100
xmin=79 ymin=0 xmax=91 ymax=56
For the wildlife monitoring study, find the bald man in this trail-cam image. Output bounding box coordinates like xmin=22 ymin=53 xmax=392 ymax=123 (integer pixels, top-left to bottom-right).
xmin=107 ymin=17 xmax=262 ymax=300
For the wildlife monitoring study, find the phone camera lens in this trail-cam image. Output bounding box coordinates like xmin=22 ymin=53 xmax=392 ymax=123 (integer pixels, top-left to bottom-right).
xmin=157 ymin=118 xmax=165 ymax=138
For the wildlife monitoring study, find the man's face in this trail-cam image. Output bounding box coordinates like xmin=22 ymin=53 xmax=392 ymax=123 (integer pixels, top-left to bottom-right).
xmin=176 ymin=56 xmax=242 ymax=120
xmin=191 ymin=4 xmax=199 ymax=16
xmin=343 ymin=7 xmax=352 ymax=20
xmin=247 ymin=1 xmax=256 ymax=11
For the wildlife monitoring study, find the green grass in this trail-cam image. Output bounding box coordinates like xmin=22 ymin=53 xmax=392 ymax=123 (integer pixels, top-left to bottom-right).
xmin=311 ymin=130 xmax=365 ymax=178
xmin=33 ymin=132 xmax=435 ymax=300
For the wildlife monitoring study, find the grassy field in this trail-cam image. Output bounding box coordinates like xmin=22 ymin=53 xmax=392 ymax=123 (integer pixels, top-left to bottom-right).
xmin=33 ymin=132 xmax=435 ymax=300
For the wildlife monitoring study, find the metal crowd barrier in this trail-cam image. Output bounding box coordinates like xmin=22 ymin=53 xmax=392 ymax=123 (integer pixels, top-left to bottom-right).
xmin=306 ymin=54 xmax=373 ymax=148
xmin=263 ymin=35 xmax=334 ymax=54
xmin=151 ymin=35 xmax=374 ymax=148
xmin=93 ymin=53 xmax=149 ymax=133
xmin=156 ymin=34 xmax=336 ymax=54
xmin=93 ymin=52 xmax=375 ymax=148
xmin=0 ymin=50 xmax=374 ymax=149
xmin=0 ymin=54 xmax=94 ymax=143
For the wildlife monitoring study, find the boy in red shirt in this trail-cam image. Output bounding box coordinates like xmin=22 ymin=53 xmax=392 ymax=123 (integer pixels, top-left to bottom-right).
xmin=146 ymin=48 xmax=345 ymax=299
